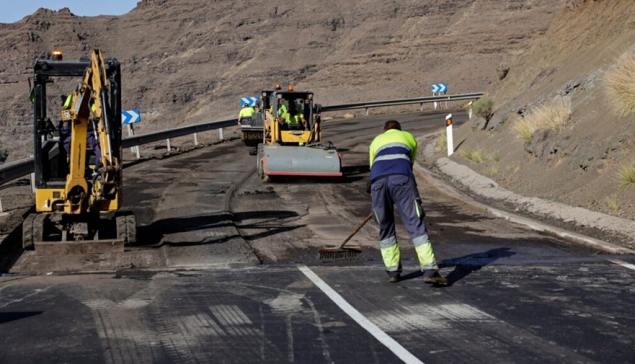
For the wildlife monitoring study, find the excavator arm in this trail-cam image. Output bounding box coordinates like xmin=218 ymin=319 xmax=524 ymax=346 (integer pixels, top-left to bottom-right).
xmin=63 ymin=49 xmax=121 ymax=214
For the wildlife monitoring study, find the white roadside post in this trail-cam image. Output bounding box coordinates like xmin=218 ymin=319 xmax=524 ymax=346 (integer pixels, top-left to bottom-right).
xmin=194 ymin=133 xmax=199 ymax=146
xmin=166 ymin=138 xmax=171 ymax=152
xmin=433 ymin=92 xmax=438 ymax=110
xmin=468 ymin=101 xmax=473 ymax=119
xmin=122 ymin=109 xmax=141 ymax=159
xmin=0 ymin=196 xmax=4 ymax=214
xmin=446 ymin=113 xmax=454 ymax=156
xmin=219 ymin=128 xmax=224 ymax=141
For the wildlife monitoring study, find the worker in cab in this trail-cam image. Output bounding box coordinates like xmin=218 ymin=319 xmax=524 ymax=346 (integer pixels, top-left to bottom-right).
xmin=60 ymin=94 xmax=102 ymax=171
xmin=237 ymin=103 xmax=255 ymax=126
xmin=278 ymin=101 xmax=308 ymax=130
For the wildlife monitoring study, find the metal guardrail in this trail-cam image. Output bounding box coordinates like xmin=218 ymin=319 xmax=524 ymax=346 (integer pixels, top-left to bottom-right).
xmin=0 ymin=92 xmax=483 ymax=186
xmin=0 ymin=158 xmax=34 ymax=186
xmin=321 ymin=92 xmax=483 ymax=112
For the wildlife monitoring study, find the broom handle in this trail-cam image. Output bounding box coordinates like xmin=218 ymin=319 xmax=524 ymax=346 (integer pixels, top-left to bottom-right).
xmin=340 ymin=213 xmax=373 ymax=248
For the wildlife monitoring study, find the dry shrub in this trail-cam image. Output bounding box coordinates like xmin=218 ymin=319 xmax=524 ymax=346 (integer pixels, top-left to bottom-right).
xmin=435 ymin=130 xmax=447 ymax=152
xmin=512 ymin=97 xmax=572 ymax=142
xmin=605 ymin=196 xmax=620 ymax=213
xmin=604 ymin=51 xmax=635 ymax=117
xmin=459 ymin=147 xmax=487 ymax=164
xmin=618 ymin=162 xmax=635 ymax=188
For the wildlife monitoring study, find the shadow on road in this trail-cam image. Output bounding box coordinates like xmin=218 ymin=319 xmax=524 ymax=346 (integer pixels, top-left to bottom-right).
xmin=442 ymin=247 xmax=516 ymax=285
xmin=0 ymin=312 xmax=43 ymax=325
xmin=400 ymin=248 xmax=516 ymax=286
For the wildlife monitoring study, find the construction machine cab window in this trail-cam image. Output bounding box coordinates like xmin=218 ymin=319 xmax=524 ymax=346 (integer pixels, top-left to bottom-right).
xmin=276 ymin=97 xmax=309 ymax=130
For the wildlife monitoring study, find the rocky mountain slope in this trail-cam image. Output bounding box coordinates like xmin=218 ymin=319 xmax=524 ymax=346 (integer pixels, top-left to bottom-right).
xmin=0 ymin=0 xmax=561 ymax=160
xmin=440 ymin=0 xmax=635 ymax=222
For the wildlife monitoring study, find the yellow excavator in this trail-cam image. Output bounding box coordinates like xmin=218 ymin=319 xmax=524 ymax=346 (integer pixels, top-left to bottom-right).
xmin=256 ymin=85 xmax=342 ymax=180
xmin=23 ymin=49 xmax=135 ymax=253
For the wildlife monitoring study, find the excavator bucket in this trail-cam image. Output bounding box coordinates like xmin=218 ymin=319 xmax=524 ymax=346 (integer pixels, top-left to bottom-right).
xmin=262 ymin=145 xmax=342 ymax=177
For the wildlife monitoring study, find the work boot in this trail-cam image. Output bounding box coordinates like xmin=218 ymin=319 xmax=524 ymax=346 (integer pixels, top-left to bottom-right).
xmin=387 ymin=272 xmax=401 ymax=283
xmin=422 ymin=270 xmax=448 ymax=286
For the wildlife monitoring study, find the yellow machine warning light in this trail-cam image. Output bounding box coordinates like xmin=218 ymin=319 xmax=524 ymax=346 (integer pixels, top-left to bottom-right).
xmin=51 ymin=49 xmax=63 ymax=61
xmin=288 ymin=85 xmax=294 ymax=91
xmin=275 ymin=84 xmax=282 ymax=90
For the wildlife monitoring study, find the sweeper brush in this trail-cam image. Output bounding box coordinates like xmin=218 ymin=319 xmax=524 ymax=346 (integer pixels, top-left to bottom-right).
xmin=318 ymin=213 xmax=372 ymax=260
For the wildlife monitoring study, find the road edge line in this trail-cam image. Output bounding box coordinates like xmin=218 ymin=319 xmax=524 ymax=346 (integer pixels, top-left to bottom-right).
xmin=607 ymin=259 xmax=635 ymax=271
xmin=297 ymin=265 xmax=424 ymax=364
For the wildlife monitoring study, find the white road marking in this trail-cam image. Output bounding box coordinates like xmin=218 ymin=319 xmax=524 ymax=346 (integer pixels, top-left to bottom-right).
xmin=298 ymin=265 xmax=424 ymax=364
xmin=608 ymin=259 xmax=635 ymax=271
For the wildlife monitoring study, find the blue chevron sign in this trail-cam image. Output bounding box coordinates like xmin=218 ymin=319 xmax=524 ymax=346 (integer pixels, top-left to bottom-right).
xmin=431 ymin=83 xmax=448 ymax=93
xmin=122 ymin=109 xmax=140 ymax=124
xmin=240 ymin=96 xmax=259 ymax=107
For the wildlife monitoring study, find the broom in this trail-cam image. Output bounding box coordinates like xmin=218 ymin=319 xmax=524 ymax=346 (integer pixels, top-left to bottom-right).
xmin=318 ymin=213 xmax=372 ymax=260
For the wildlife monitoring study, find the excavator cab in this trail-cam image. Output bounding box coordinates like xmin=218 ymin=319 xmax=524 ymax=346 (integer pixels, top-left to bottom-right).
xmin=24 ymin=49 xmax=136 ymax=253
xmin=256 ymin=86 xmax=342 ymax=180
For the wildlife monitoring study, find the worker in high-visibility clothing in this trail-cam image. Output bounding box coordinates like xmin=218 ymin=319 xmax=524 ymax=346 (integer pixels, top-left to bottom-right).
xmin=279 ymin=101 xmax=308 ymax=130
xmin=368 ymin=119 xmax=448 ymax=285
xmin=237 ymin=103 xmax=256 ymax=126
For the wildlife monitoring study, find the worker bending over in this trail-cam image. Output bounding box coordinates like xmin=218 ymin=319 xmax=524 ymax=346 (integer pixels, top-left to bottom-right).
xmin=368 ymin=119 xmax=448 ymax=285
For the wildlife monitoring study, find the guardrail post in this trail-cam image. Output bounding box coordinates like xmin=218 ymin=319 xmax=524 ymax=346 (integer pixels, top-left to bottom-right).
xmin=468 ymin=101 xmax=473 ymax=119
xmin=365 ymin=107 xmax=369 ymax=116
xmin=219 ymin=128 xmax=224 ymax=141
xmin=166 ymin=138 xmax=171 ymax=152
xmin=420 ymin=103 xmax=424 ymax=112
xmin=194 ymin=133 xmax=199 ymax=146
xmin=0 ymin=196 xmax=4 ymax=214
xmin=446 ymin=114 xmax=454 ymax=157
xmin=127 ymin=125 xmax=141 ymax=159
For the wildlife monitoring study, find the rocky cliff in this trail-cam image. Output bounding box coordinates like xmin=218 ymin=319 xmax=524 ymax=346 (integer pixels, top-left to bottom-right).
xmin=0 ymin=0 xmax=561 ymax=160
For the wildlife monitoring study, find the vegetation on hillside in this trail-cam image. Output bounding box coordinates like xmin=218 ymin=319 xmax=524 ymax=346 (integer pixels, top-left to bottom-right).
xmin=472 ymin=96 xmax=494 ymax=130
xmin=604 ymin=50 xmax=635 ymax=117
xmin=512 ymin=97 xmax=572 ymax=143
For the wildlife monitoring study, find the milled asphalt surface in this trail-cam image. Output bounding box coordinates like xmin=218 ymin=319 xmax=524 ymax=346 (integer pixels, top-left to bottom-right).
xmin=0 ymin=109 xmax=634 ymax=363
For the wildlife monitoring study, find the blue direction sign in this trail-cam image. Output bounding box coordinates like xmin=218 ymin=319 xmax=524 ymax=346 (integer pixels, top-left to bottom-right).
xmin=431 ymin=84 xmax=448 ymax=93
xmin=240 ymin=96 xmax=259 ymax=107
xmin=122 ymin=109 xmax=141 ymax=124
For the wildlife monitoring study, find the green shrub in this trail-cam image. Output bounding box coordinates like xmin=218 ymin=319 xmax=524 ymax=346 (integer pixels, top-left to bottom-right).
xmin=473 ymin=96 xmax=494 ymax=122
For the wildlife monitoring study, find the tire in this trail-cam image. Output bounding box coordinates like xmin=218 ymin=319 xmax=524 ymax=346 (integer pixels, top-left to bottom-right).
xmin=22 ymin=213 xmax=46 ymax=250
xmin=115 ymin=211 xmax=137 ymax=245
xmin=22 ymin=214 xmax=36 ymax=250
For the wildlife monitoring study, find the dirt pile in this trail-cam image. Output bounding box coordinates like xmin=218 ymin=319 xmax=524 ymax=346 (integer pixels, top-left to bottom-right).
xmin=440 ymin=1 xmax=635 ymax=222
xmin=0 ymin=0 xmax=561 ymax=161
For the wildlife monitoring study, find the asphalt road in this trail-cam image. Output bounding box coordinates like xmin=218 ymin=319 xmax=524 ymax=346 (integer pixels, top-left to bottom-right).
xmin=1 ymin=109 xmax=634 ymax=363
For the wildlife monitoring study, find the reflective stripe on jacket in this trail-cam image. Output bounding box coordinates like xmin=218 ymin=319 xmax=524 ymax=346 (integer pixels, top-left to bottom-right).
xmin=369 ymin=129 xmax=417 ymax=182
